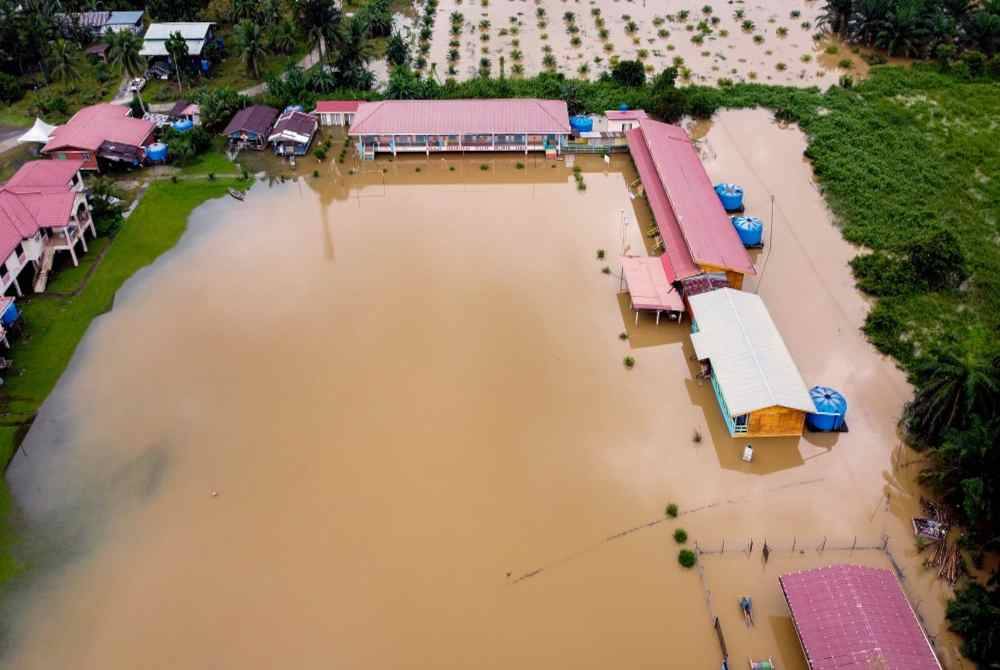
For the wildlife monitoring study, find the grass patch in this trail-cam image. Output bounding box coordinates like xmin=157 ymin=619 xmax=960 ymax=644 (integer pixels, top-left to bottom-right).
xmin=0 ymin=176 xmax=246 ymax=585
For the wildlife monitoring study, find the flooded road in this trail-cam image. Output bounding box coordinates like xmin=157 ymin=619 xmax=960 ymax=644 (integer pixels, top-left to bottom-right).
xmin=2 ymin=114 xmax=961 ymax=668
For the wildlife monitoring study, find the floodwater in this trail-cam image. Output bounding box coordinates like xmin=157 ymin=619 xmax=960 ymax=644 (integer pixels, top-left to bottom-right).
xmin=418 ymin=0 xmax=870 ymax=85
xmin=1 ymin=111 xmax=962 ymax=668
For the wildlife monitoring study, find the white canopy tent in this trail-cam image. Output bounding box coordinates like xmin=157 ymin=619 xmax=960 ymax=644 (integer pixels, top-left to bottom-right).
xmin=18 ymin=118 xmax=59 ymax=145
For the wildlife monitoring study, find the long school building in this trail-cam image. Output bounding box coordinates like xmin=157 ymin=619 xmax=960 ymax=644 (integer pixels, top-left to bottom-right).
xmin=627 ymin=118 xmax=755 ymax=289
xmin=689 ymin=288 xmax=813 ymax=438
xmin=347 ymin=99 xmax=571 ymax=159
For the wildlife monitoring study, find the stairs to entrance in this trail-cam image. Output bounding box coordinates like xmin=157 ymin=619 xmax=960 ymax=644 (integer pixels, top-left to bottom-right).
xmin=33 ymin=247 xmax=55 ymax=293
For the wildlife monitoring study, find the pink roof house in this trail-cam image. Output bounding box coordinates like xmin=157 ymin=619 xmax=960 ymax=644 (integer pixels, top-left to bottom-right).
xmin=42 ymin=104 xmax=155 ymax=171
xmin=312 ymin=100 xmax=361 ymax=127
xmin=627 ymin=118 xmax=754 ymax=289
xmin=348 ymin=99 xmax=570 ymax=157
xmin=0 ymin=159 xmax=95 ymax=294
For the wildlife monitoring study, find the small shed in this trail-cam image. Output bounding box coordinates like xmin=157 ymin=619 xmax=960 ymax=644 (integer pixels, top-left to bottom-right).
xmin=688 ymin=288 xmax=813 ymax=438
xmin=312 ymin=100 xmax=360 ymax=127
xmin=167 ymin=100 xmax=200 ymax=125
xmin=619 ymin=255 xmax=684 ymax=324
xmin=105 ymin=10 xmax=144 ymax=34
xmin=780 ymin=565 xmax=942 ymax=670
xmin=223 ymin=105 xmax=278 ymax=151
xmin=268 ymin=110 xmax=318 ymax=156
xmin=606 ymin=109 xmax=648 ymax=134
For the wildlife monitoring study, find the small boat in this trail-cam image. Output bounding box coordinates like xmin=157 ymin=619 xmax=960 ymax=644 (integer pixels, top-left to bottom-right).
xmin=913 ymin=517 xmax=947 ymax=542
xmin=748 ymin=658 xmax=774 ymax=670
xmin=228 ymin=188 xmax=245 ymax=201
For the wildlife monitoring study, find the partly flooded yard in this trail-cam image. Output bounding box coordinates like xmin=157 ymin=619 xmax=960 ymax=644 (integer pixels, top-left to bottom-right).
xmin=1 ymin=111 xmax=963 ymax=667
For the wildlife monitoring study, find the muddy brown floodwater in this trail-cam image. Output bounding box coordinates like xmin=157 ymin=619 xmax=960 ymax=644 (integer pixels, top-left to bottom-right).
xmin=1 ymin=111 xmax=963 ymax=668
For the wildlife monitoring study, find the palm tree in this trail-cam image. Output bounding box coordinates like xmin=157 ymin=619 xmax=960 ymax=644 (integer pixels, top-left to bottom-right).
xmin=48 ymin=38 xmax=80 ymax=82
xmin=847 ymin=0 xmax=890 ymax=46
xmin=964 ymin=8 xmax=1000 ymax=55
xmin=296 ymin=0 xmax=341 ymax=65
xmin=164 ymin=31 xmax=189 ymax=91
xmin=268 ymin=19 xmax=297 ymax=55
xmin=905 ymin=350 xmax=1000 ymax=444
xmin=235 ymin=20 xmax=266 ymax=78
xmin=817 ymin=0 xmax=853 ymax=37
xmin=23 ymin=0 xmax=63 ymax=82
xmin=874 ymin=0 xmax=930 ymax=56
xmin=330 ymin=15 xmax=375 ymax=88
xmin=107 ymin=30 xmax=146 ymax=110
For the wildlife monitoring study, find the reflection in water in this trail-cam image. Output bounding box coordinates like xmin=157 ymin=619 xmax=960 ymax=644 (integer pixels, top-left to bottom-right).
xmin=0 ymin=118 xmax=961 ymax=668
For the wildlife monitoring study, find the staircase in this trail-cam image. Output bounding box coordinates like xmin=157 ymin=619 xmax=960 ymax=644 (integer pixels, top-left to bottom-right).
xmin=33 ymin=247 xmax=55 ymax=294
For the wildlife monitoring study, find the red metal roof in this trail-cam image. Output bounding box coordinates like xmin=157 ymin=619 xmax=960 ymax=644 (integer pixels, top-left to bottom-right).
xmin=620 ymin=256 xmax=684 ymax=313
xmin=313 ymin=100 xmax=361 ymax=114
xmin=42 ymin=104 xmax=154 ymax=153
xmin=607 ymin=110 xmax=648 ymax=121
xmin=3 ymin=159 xmax=84 ymax=189
xmin=780 ymin=565 xmax=942 ymax=670
xmin=626 ymin=127 xmax=700 ymax=280
xmin=633 ymin=119 xmax=754 ymax=275
xmin=348 ymin=99 xmax=570 ymax=136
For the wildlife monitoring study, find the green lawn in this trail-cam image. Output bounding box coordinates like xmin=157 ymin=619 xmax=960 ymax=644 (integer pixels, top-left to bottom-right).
xmin=179 ymin=142 xmax=240 ymax=176
xmin=0 ymin=176 xmax=247 ymax=585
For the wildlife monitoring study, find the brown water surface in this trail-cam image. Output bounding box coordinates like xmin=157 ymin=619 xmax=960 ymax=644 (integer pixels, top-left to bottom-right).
xmin=2 ymin=113 xmax=962 ymax=668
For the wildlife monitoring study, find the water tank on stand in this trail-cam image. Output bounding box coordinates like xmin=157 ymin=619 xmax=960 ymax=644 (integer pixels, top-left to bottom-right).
xmin=570 ymin=115 xmax=593 ymax=133
xmin=172 ymin=119 xmax=193 ymax=133
xmin=807 ymin=386 xmax=848 ymax=432
xmin=714 ymin=183 xmax=744 ymax=211
xmin=146 ymin=142 xmax=168 ymax=163
xmin=731 ymin=216 xmax=764 ymax=248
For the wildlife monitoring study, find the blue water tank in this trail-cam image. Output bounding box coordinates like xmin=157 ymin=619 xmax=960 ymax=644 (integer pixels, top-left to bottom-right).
xmin=807 ymin=386 xmax=848 ymax=432
xmin=1 ymin=301 xmax=18 ymax=327
xmin=200 ymin=58 xmax=210 ymax=73
xmin=172 ymin=119 xmax=193 ymax=133
xmin=731 ymin=216 xmax=764 ymax=247
xmin=570 ymin=115 xmax=593 ymax=133
xmin=146 ymin=142 xmax=168 ymax=163
xmin=714 ymin=183 xmax=744 ymax=211
xmin=618 ymin=103 xmax=629 ymax=111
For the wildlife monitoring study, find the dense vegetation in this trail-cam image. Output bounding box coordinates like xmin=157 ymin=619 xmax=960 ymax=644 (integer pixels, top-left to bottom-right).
xmin=819 ymin=0 xmax=1000 ymax=59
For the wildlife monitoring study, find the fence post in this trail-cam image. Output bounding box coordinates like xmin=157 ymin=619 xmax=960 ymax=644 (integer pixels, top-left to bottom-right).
xmin=721 ymin=538 xmax=725 ymax=554
xmin=792 ymin=536 xmax=796 ymax=553
xmin=748 ymin=538 xmax=754 ymax=557
xmin=852 ymin=536 xmax=857 ymax=551
xmin=820 ymin=537 xmax=827 ymax=553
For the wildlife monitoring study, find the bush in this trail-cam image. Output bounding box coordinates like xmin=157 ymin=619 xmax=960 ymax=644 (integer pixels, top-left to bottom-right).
xmin=947 ymin=581 xmax=1000 ymax=666
xmin=611 ymin=59 xmax=646 ymax=87
xmin=678 ymin=549 xmax=697 ymax=568
xmin=0 ymin=72 xmax=21 ymax=103
xmin=623 ymin=355 xmax=635 ymax=367
xmin=665 ymin=503 xmax=678 ymax=518
xmin=163 ymin=126 xmax=212 ymax=166
xmin=315 ymin=147 xmax=328 ymax=161
xmin=673 ymin=528 xmax=688 ymax=543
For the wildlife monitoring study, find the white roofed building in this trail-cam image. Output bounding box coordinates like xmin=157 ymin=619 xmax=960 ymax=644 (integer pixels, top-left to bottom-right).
xmin=140 ymin=22 xmax=215 ymax=57
xmin=689 ymin=288 xmax=814 ymax=438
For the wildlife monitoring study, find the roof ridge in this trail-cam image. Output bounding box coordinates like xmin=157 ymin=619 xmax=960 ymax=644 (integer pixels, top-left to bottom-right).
xmin=721 ymin=289 xmax=778 ymax=409
xmin=533 ymin=98 xmax=569 ymax=131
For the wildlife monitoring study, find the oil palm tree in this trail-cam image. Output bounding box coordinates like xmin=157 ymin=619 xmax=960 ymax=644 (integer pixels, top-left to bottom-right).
xmin=296 ymin=0 xmax=341 ymax=65
xmin=847 ymin=0 xmax=890 ymax=46
xmin=107 ymin=30 xmax=146 ymax=112
xmin=235 ymin=19 xmax=265 ymax=78
xmin=905 ymin=350 xmax=1000 ymax=444
xmin=267 ymin=19 xmax=297 ymax=55
xmin=817 ymin=0 xmax=853 ymax=37
xmin=876 ymin=0 xmax=930 ymax=56
xmin=164 ymin=30 xmax=189 ymax=91
xmin=330 ymin=15 xmax=375 ymax=89
xmin=964 ymin=8 xmax=1000 ymax=55
xmin=48 ymin=38 xmax=81 ymax=82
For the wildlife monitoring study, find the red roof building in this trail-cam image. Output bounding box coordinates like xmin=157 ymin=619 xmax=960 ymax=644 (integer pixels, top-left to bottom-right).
xmin=780 ymin=565 xmax=942 ymax=670
xmin=312 ymin=100 xmax=361 ymax=127
xmin=41 ymin=104 xmax=155 ymax=171
xmin=627 ymin=118 xmax=754 ymax=289
xmin=348 ymin=99 xmax=570 ymax=157
xmin=0 ymin=160 xmax=95 ymax=294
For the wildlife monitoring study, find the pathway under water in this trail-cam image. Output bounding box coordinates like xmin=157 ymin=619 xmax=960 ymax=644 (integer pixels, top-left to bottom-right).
xmin=1 ymin=113 xmax=962 ymax=668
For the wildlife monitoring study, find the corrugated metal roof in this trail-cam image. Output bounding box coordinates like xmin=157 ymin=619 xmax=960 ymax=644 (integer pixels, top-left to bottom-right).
xmin=107 ymin=10 xmax=143 ymax=25
xmin=348 ymin=99 xmax=570 ymax=136
xmin=688 ymin=288 xmax=813 ymax=415
xmin=140 ymin=22 xmax=213 ymax=56
xmin=223 ymin=105 xmax=278 ymax=137
xmin=3 ymin=159 xmax=83 ymax=189
xmin=620 ymin=256 xmax=684 ymax=312
xmin=607 ymin=110 xmax=648 ymax=121
xmin=268 ymin=111 xmax=317 ymax=144
xmin=42 ymin=104 xmax=154 ymax=153
xmin=636 ymin=118 xmax=755 ymax=275
xmin=626 ymin=127 xmax=700 ymax=280
xmin=780 ymin=565 xmax=942 ymax=670
xmin=313 ymin=100 xmax=361 ymax=114
xmin=0 ymin=160 xmax=84 ymax=260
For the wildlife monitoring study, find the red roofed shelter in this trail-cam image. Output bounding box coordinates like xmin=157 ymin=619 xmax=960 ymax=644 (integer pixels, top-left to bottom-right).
xmin=0 ymin=160 xmax=95 ymax=294
xmin=312 ymin=100 xmax=361 ymax=127
xmin=627 ymin=118 xmax=754 ymax=289
xmin=348 ymin=99 xmax=570 ymax=158
xmin=780 ymin=565 xmax=942 ymax=670
xmin=41 ymin=104 xmax=155 ymax=172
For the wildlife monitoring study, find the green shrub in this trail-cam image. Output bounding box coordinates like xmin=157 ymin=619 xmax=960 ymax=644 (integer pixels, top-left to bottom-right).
xmin=678 ymin=549 xmax=697 ymax=568
xmin=665 ymin=503 xmax=678 ymax=518
xmin=314 ymin=147 xmax=327 ymax=161
xmin=623 ymin=355 xmax=635 ymax=367
xmin=0 ymin=72 xmax=20 ymax=103
xmin=674 ymin=528 xmax=688 ymax=543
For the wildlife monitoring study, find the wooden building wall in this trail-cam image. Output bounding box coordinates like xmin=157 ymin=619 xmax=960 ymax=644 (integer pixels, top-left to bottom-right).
xmin=698 ymin=262 xmax=745 ymax=290
xmin=745 ymin=405 xmax=805 ymax=438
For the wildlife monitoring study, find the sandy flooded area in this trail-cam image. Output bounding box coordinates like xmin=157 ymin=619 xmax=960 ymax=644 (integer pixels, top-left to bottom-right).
xmin=1 ymin=110 xmax=962 ymax=668
xmin=413 ymin=0 xmax=870 ymax=85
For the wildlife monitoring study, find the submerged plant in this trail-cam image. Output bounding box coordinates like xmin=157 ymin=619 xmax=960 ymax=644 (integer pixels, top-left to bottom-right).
xmin=665 ymin=503 xmax=678 ymax=518
xmin=674 ymin=528 xmax=688 ymax=543
xmin=618 ymin=331 xmax=628 ymax=340
xmin=623 ymin=355 xmax=635 ymax=367
xmin=678 ymin=549 xmax=697 ymax=568
xmin=479 ymin=163 xmax=489 ymax=170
